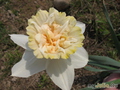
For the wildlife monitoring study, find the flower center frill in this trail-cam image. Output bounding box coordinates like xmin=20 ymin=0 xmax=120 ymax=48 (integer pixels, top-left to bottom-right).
xmin=26 ymin=8 xmax=84 ymax=59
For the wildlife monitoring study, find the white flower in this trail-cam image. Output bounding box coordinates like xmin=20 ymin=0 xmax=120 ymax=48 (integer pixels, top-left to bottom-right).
xmin=10 ymin=8 xmax=88 ymax=90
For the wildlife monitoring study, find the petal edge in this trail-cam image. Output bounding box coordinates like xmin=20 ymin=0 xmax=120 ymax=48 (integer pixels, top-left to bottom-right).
xmin=76 ymin=21 xmax=86 ymax=34
xmin=70 ymin=47 xmax=89 ymax=69
xmin=11 ymin=50 xmax=46 ymax=77
xmin=46 ymin=59 xmax=74 ymax=90
xmin=9 ymin=34 xmax=31 ymax=51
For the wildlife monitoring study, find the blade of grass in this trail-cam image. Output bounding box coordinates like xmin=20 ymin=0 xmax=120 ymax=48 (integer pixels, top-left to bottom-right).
xmin=102 ymin=0 xmax=120 ymax=54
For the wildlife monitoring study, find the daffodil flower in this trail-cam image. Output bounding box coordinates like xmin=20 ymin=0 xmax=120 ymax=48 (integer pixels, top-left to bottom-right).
xmin=10 ymin=8 xmax=88 ymax=90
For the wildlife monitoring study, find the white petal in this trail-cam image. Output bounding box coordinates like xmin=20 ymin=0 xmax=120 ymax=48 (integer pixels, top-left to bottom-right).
xmin=9 ymin=34 xmax=31 ymax=51
xmin=46 ymin=59 xmax=74 ymax=90
xmin=70 ymin=47 xmax=89 ymax=69
xmin=11 ymin=50 xmax=46 ymax=77
xmin=76 ymin=21 xmax=86 ymax=34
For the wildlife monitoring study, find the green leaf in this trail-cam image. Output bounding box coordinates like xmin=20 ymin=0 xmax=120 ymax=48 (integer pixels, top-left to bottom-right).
xmin=89 ymin=55 xmax=120 ymax=67
xmin=81 ymin=79 xmax=120 ymax=90
xmin=105 ymin=79 xmax=120 ymax=84
xmin=102 ymin=0 xmax=120 ymax=54
xmin=89 ymin=61 xmax=118 ymax=70
xmin=84 ymin=66 xmax=107 ymax=72
xmin=113 ymin=70 xmax=120 ymax=73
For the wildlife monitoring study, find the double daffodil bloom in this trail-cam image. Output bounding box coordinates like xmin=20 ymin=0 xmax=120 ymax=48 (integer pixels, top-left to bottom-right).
xmin=10 ymin=8 xmax=88 ymax=90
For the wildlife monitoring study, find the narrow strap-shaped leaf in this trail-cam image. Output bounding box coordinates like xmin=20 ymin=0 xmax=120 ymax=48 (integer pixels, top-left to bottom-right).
xmin=81 ymin=79 xmax=120 ymax=90
xmin=89 ymin=55 xmax=120 ymax=67
xmin=105 ymin=78 xmax=120 ymax=84
xmin=84 ymin=66 xmax=107 ymax=72
xmin=88 ymin=61 xmax=118 ymax=70
xmin=102 ymin=0 xmax=120 ymax=53
xmin=113 ymin=70 xmax=120 ymax=73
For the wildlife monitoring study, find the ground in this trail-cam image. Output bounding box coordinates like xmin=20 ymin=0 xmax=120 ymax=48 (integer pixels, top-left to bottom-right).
xmin=0 ymin=0 xmax=120 ymax=90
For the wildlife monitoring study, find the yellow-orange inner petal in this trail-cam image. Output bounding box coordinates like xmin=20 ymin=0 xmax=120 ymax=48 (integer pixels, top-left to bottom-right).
xmin=27 ymin=8 xmax=84 ymax=59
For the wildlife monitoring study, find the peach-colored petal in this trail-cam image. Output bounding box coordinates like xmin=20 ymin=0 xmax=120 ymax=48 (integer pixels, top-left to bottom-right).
xmin=26 ymin=8 xmax=85 ymax=59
